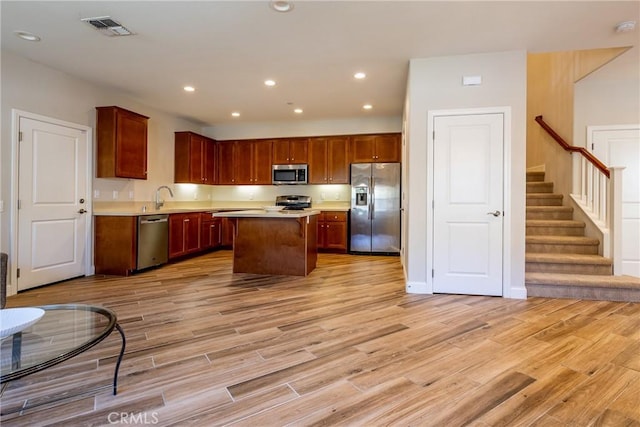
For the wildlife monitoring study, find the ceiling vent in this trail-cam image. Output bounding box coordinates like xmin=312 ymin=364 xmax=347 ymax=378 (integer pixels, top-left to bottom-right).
xmin=81 ymin=16 xmax=134 ymax=36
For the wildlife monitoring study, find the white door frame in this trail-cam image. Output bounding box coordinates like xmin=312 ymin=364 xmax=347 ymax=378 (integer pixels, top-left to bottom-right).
xmin=426 ymin=106 xmax=513 ymax=297
xmin=9 ymin=109 xmax=94 ymax=296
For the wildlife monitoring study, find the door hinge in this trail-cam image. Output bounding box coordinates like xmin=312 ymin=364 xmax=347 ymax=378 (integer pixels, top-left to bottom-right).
xmin=17 ymin=199 xmax=21 ymax=210
xmin=18 ymin=131 xmax=23 ymax=142
xmin=591 ymin=143 xmax=594 ymax=150
xmin=17 ymin=268 xmax=20 ymax=278
xmin=432 ymin=130 xmax=435 ymax=140
xmin=432 ymin=200 xmax=435 ymax=209
xmin=432 ymin=269 xmax=434 ymax=278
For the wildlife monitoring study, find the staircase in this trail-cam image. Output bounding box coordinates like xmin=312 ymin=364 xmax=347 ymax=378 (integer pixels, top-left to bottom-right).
xmin=525 ymin=171 xmax=640 ymax=302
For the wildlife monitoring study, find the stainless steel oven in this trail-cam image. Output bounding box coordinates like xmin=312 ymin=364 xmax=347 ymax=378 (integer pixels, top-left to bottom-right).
xmin=272 ymin=164 xmax=308 ymax=185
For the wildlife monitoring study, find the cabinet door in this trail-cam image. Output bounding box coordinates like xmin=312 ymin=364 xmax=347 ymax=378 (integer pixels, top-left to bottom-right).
xmin=253 ymin=140 xmax=273 ymax=184
xmin=327 ymin=136 xmax=350 ymax=183
xmin=169 ymin=214 xmax=186 ymax=259
xmin=308 ymin=138 xmax=328 ymax=184
xmin=221 ymin=218 xmax=235 ymax=247
xmin=350 ymin=135 xmax=376 ymax=163
xmin=203 ymin=138 xmax=217 ymax=184
xmin=235 ymin=141 xmax=254 ymax=184
xmin=375 ymin=134 xmax=401 ymax=162
xmin=115 ymin=110 xmax=148 ymax=179
xmin=289 ymin=138 xmax=308 ymax=164
xmin=211 ymin=219 xmax=222 ymax=247
xmin=94 ymin=216 xmax=137 ymax=276
xmin=184 ymin=213 xmax=201 ymax=254
xmin=218 ymin=142 xmax=236 ymax=184
xmin=325 ymin=221 xmax=347 ymax=251
xmin=272 ymin=139 xmax=291 ymax=164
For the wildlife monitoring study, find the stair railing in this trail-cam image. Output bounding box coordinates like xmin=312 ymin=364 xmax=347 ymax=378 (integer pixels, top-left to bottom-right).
xmin=535 ymin=115 xmax=623 ymax=275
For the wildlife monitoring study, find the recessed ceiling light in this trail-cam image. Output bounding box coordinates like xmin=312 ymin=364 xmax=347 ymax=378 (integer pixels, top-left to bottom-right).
xmin=183 ymin=86 xmax=195 ymax=92
xmin=354 ymin=72 xmax=366 ymax=79
xmin=14 ymin=31 xmax=41 ymax=42
xmin=231 ymin=112 xmax=241 ymax=117
xmin=264 ymin=79 xmax=276 ymax=87
xmin=294 ymin=108 xmax=303 ymax=114
xmin=270 ymin=1 xmax=294 ymax=13
xmin=615 ymin=21 xmax=637 ymax=33
xmin=363 ymin=104 xmax=373 ymax=110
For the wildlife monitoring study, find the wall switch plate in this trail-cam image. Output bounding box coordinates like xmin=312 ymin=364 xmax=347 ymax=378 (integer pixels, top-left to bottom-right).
xmin=128 ymin=191 xmax=134 ymax=199
xmin=112 ymin=190 xmax=119 ymax=200
xmin=0 ymin=200 xmax=4 ymax=212
xmin=94 ymin=190 xmax=100 ymax=199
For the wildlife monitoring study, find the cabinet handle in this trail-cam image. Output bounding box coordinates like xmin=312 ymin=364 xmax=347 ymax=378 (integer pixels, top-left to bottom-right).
xmin=184 ymin=219 xmax=190 ymax=222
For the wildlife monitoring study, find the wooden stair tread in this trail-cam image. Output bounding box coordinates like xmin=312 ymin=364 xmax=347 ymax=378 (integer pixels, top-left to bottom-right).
xmin=526 ymin=253 xmax=612 ymax=265
xmin=525 ymin=272 xmax=640 ymax=290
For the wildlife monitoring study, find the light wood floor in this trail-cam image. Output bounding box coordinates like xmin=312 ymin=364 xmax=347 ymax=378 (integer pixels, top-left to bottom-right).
xmin=2 ymin=251 xmax=640 ymax=426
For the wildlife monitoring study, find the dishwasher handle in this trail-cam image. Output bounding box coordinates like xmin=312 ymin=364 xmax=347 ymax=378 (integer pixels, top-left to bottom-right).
xmin=140 ymin=217 xmax=168 ymax=224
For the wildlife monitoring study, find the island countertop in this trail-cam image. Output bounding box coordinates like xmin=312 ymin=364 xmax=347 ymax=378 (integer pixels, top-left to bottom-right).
xmin=212 ymin=209 xmax=321 ymax=219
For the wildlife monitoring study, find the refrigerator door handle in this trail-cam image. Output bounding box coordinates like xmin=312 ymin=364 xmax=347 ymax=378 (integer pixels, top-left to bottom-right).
xmin=371 ymin=177 xmax=375 ymax=219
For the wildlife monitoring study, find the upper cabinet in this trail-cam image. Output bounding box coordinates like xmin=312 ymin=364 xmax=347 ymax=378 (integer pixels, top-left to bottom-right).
xmin=218 ymin=140 xmax=272 ymax=185
xmin=350 ymin=133 xmax=401 ymax=163
xmin=272 ymin=138 xmax=308 ymax=164
xmin=96 ymin=106 xmax=149 ymax=179
xmin=308 ymin=136 xmax=350 ymax=184
xmin=174 ymin=131 xmax=217 ymax=185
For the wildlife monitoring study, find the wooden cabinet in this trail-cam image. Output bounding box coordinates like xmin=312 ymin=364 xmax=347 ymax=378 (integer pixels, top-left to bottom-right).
xmin=308 ymin=136 xmax=350 ymax=184
xmin=221 ymin=217 xmax=235 ymax=247
xmin=272 ymin=138 xmax=308 ymax=164
xmin=200 ymin=212 xmax=222 ymax=249
xmin=317 ymin=211 xmax=348 ymax=252
xmin=96 ymin=106 xmax=149 ymax=179
xmin=174 ymin=131 xmax=217 ymax=185
xmin=350 ymin=133 xmax=401 ymax=163
xmin=94 ymin=216 xmax=137 ymax=276
xmin=169 ymin=213 xmax=201 ymax=259
xmin=218 ymin=140 xmax=272 ymax=185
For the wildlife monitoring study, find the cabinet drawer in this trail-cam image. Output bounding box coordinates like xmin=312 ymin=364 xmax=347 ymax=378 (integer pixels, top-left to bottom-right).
xmin=324 ymin=211 xmax=347 ymax=222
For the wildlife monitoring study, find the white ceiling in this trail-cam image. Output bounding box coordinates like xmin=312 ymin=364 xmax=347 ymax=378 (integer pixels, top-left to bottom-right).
xmin=2 ymin=1 xmax=638 ymax=126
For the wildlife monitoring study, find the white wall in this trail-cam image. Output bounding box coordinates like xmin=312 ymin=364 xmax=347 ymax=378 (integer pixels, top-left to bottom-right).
xmin=404 ymin=50 xmax=527 ymax=298
xmin=574 ymin=46 xmax=640 ymax=147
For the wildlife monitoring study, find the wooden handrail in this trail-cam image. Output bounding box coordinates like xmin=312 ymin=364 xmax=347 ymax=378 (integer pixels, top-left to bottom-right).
xmin=535 ymin=115 xmax=610 ymax=178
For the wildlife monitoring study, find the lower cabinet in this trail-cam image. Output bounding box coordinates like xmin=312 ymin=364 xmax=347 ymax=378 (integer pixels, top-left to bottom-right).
xmin=221 ymin=217 xmax=235 ymax=247
xmin=317 ymin=211 xmax=348 ymax=253
xmin=169 ymin=213 xmax=202 ymax=259
xmin=95 ymin=216 xmax=137 ymax=276
xmin=201 ymin=213 xmax=222 ymax=250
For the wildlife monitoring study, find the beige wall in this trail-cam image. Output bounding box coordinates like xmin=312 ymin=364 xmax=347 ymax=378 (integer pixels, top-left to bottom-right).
xmin=526 ymin=47 xmax=629 ymax=197
xmin=405 ymin=50 xmax=527 ymax=297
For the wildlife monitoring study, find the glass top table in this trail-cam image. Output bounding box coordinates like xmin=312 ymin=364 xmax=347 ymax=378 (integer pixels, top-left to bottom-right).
xmin=0 ymin=304 xmax=125 ymax=401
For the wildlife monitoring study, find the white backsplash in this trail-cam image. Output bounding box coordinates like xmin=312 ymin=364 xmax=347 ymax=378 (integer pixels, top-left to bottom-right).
xmin=206 ymin=184 xmax=351 ymax=204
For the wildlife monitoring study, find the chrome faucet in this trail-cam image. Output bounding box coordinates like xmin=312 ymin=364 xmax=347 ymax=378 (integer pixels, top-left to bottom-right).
xmin=155 ymin=185 xmax=174 ymax=210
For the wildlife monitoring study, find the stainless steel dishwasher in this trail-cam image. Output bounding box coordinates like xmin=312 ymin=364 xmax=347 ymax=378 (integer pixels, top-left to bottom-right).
xmin=137 ymin=214 xmax=169 ymax=270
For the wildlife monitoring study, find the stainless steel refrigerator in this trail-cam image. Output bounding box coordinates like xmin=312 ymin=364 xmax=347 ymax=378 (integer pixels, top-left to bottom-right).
xmin=350 ymin=163 xmax=401 ymax=254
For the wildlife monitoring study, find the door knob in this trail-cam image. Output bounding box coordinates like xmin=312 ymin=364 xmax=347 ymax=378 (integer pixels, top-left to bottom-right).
xmin=487 ymin=210 xmax=501 ymax=217
xmin=78 ymin=209 xmax=87 ymax=214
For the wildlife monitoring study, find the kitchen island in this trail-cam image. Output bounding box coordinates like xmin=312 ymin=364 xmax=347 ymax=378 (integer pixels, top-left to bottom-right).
xmin=213 ymin=209 xmax=320 ymax=276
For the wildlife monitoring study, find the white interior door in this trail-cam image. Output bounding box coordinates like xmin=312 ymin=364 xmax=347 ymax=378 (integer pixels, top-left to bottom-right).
xmin=591 ymin=126 xmax=640 ymax=277
xmin=433 ymin=113 xmax=504 ymax=296
xmin=17 ymin=116 xmax=89 ymax=290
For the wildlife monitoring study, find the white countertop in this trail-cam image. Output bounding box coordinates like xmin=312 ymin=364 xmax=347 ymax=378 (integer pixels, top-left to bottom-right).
xmin=212 ymin=209 xmax=321 ymax=218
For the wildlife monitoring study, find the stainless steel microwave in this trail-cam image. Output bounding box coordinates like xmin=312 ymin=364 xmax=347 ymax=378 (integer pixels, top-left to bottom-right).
xmin=272 ymin=164 xmax=308 ymax=185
